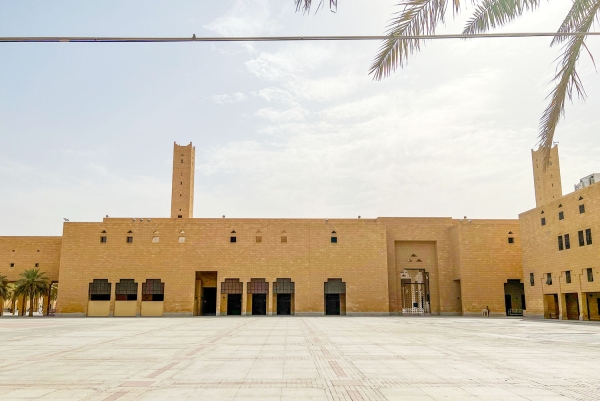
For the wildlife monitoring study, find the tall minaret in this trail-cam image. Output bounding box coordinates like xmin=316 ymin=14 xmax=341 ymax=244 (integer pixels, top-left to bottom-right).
xmin=531 ymin=145 xmax=562 ymax=207
xmin=171 ymin=142 xmax=195 ymax=218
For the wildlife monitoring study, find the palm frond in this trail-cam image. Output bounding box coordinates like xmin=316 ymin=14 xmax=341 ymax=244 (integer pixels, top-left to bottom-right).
xmin=551 ymin=0 xmax=598 ymax=46
xmin=538 ymin=0 xmax=600 ymax=167
xmin=462 ymin=0 xmax=541 ymax=34
xmin=370 ymin=0 xmax=453 ymax=80
xmin=294 ymin=0 xmax=338 ymax=14
xmin=0 ymin=275 xmax=9 ymax=300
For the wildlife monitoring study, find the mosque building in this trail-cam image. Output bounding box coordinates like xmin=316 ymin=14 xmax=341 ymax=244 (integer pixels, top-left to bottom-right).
xmin=1 ymin=142 xmax=598 ymax=320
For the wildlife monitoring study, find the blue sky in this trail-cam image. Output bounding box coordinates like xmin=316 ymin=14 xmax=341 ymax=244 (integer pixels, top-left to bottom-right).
xmin=1 ymin=1 xmax=599 ymax=235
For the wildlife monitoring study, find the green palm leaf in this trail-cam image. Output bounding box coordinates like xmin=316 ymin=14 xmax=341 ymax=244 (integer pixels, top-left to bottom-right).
xmin=551 ymin=0 xmax=598 ymax=45
xmin=14 ymin=268 xmax=49 ymax=317
xmin=538 ymin=0 xmax=600 ymax=165
xmin=462 ymin=0 xmax=541 ymax=34
xmin=370 ymin=0 xmax=455 ymax=80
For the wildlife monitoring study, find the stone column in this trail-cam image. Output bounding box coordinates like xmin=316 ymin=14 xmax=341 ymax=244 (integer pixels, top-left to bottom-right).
xmin=215 ymin=280 xmax=222 ymax=316
xmin=19 ymin=296 xmax=26 ymax=316
xmin=241 ymin=278 xmax=247 ymax=316
xmin=42 ymin=294 xmax=50 ymax=316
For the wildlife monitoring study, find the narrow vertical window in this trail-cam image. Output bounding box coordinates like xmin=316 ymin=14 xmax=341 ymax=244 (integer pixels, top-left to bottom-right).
xmin=558 ymin=211 xmax=564 ymax=220
xmin=579 ymin=230 xmax=585 ymax=246
xmin=565 ymin=270 xmax=571 ymax=284
xmin=541 ymin=217 xmax=546 ymax=226
xmin=579 ymin=204 xmax=585 ymax=214
xmin=564 ymin=234 xmax=570 ymax=249
xmin=558 ymin=235 xmax=564 ymax=251
xmin=529 ymin=272 xmax=535 ymax=286
xmin=586 ymin=228 xmax=592 ymax=245
xmin=587 ymin=268 xmax=594 ymax=282
xmin=546 ymin=273 xmax=552 ymax=285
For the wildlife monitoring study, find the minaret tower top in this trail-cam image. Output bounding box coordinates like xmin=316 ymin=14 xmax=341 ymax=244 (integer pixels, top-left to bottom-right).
xmin=531 ymin=145 xmax=562 ymax=207
xmin=171 ymin=142 xmax=195 ymax=218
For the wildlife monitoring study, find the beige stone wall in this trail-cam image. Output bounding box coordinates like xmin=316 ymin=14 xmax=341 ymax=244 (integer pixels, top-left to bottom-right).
xmin=520 ymin=180 xmax=600 ymax=319
xmin=0 ymin=237 xmax=62 ymax=282
xmin=377 ymin=217 xmax=459 ymax=315
xmin=452 ymin=220 xmax=523 ymax=315
xmin=56 ymin=218 xmax=389 ymax=315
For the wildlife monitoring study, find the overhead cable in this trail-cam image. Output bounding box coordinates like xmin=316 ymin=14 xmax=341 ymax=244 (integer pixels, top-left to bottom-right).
xmin=0 ymin=32 xmax=599 ymax=43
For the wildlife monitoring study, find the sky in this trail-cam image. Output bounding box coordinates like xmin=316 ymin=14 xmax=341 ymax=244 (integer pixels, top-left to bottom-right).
xmin=0 ymin=1 xmax=599 ymax=236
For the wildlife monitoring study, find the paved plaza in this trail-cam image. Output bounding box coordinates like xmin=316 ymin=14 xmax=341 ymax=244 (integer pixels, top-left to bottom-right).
xmin=0 ymin=317 xmax=599 ymax=400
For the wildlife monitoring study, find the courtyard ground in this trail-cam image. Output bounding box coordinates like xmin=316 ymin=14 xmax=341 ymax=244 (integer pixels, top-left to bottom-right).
xmin=0 ymin=316 xmax=599 ymax=400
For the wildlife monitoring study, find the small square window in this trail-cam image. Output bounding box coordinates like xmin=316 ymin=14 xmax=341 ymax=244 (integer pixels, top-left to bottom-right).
xmin=281 ymin=236 xmax=287 ymax=243
xmin=564 ymin=234 xmax=570 ymax=249
xmin=558 ymin=235 xmax=563 ymax=251
xmin=178 ymin=215 xmax=182 ymax=218
xmin=10 ymin=263 xmax=14 ymax=268
xmin=546 ymin=273 xmax=552 ymax=285
xmin=35 ymin=263 xmax=39 ymax=268
xmin=508 ymin=237 xmax=514 ymax=244
xmin=152 ymin=237 xmax=159 ymax=243
xmin=178 ymin=236 xmax=185 ymax=243
xmin=541 ymin=217 xmax=546 ymax=226
xmin=331 ymin=237 xmax=337 ymax=243
xmin=127 ymin=236 xmax=133 ymax=243
xmin=558 ymin=211 xmax=564 ymax=220
xmin=529 ymin=272 xmax=535 ymax=286
xmin=230 ymin=236 xmax=237 ymax=243
xmin=588 ymin=268 xmax=594 ymax=282
xmin=256 ymin=236 xmax=262 ymax=243
xmin=565 ymin=270 xmax=571 ymax=283
xmin=100 ymin=236 xmax=107 ymax=243
xmin=579 ymin=204 xmax=585 ymax=214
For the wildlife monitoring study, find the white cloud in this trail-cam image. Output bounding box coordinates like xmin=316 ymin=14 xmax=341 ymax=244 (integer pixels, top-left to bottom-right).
xmin=212 ymin=92 xmax=247 ymax=105
xmin=253 ymin=87 xmax=298 ymax=106
xmin=255 ymin=106 xmax=309 ymax=122
xmin=203 ymin=0 xmax=281 ymax=36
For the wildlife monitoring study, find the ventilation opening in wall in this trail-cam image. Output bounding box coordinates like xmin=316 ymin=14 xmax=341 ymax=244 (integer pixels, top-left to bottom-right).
xmin=178 ymin=215 xmax=182 ymax=218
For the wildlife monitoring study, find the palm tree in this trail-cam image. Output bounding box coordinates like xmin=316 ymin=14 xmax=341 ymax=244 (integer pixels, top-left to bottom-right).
xmin=296 ymin=0 xmax=600 ymax=167
xmin=14 ymin=269 xmax=49 ymax=317
xmin=0 ymin=275 xmax=9 ymax=316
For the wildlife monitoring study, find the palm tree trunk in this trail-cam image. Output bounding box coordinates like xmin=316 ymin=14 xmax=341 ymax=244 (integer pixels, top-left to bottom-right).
xmin=29 ymin=292 xmax=34 ymax=316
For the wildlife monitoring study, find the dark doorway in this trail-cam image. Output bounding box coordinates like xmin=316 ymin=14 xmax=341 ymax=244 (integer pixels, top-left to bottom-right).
xmin=325 ymin=294 xmax=340 ymax=315
xmin=227 ymin=294 xmax=242 ymax=315
xmin=505 ymin=294 xmax=512 ymax=315
xmin=565 ymin=293 xmax=580 ymax=320
xmin=202 ymin=287 xmax=217 ymax=316
xmin=277 ymin=294 xmax=291 ymax=315
xmin=252 ymin=294 xmax=267 ymax=315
